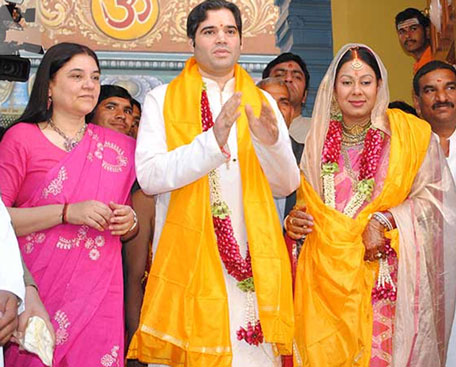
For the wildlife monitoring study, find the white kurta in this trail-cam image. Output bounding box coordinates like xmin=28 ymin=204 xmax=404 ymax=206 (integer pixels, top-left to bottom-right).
xmin=135 ymin=76 xmax=299 ymax=367
xmin=0 ymin=197 xmax=25 ymax=367
xmin=442 ymin=129 xmax=456 ymax=367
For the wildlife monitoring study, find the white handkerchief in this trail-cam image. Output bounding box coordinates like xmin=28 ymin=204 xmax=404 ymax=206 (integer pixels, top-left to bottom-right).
xmin=21 ymin=316 xmax=54 ymax=366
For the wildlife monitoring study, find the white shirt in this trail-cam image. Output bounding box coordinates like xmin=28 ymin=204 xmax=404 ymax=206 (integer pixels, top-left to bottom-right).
xmin=447 ymin=129 xmax=456 ymax=180
xmin=0 ymin=197 xmax=25 ymax=367
xmin=136 ymin=76 xmax=299 ymax=367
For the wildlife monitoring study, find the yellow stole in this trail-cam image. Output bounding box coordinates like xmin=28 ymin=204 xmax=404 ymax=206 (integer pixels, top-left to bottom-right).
xmin=293 ymin=109 xmax=431 ymax=367
xmin=128 ymin=57 xmax=294 ymax=366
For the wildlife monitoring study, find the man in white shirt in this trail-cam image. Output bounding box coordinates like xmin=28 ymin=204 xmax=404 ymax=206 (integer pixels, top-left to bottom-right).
xmin=413 ymin=60 xmax=456 ymax=367
xmin=413 ymin=60 xmax=456 ymax=179
xmin=0 ymin=197 xmax=25 ymax=367
xmin=129 ymin=1 xmax=299 ymax=366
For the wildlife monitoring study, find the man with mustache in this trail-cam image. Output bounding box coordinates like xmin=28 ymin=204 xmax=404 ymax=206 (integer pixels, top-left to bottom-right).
xmin=128 ymin=1 xmax=298 ymax=366
xmin=413 ymin=60 xmax=456 ymax=179
xmin=395 ymin=8 xmax=432 ymax=74
xmin=413 ymin=60 xmax=456 ymax=366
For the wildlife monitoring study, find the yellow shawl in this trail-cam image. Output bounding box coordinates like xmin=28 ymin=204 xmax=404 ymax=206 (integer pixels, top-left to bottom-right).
xmin=128 ymin=57 xmax=294 ymax=366
xmin=293 ymin=109 xmax=431 ymax=366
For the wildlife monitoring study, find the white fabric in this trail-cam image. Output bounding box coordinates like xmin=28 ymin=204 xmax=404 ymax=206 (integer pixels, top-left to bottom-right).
xmin=273 ymin=197 xmax=286 ymax=220
xmin=443 ymin=128 xmax=456 ymax=367
xmin=0 ymin=197 xmax=25 ymax=367
xmin=136 ymin=76 xmax=299 ymax=367
xmin=288 ymin=115 xmax=311 ymax=144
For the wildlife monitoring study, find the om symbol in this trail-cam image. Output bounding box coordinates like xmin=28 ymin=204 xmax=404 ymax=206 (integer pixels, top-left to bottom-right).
xmin=91 ymin=0 xmax=159 ymax=40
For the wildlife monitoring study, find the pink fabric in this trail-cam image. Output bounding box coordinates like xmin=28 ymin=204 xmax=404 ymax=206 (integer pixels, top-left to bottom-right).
xmin=333 ymin=137 xmax=395 ymax=366
xmin=0 ymin=123 xmax=135 ymax=367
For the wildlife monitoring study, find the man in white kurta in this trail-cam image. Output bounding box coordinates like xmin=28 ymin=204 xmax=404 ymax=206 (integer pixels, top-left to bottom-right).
xmin=0 ymin=197 xmax=25 ymax=367
xmin=413 ymin=60 xmax=456 ymax=366
xmin=133 ymin=2 xmax=299 ymax=366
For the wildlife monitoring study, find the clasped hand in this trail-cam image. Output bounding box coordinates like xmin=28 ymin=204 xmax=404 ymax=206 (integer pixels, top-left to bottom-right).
xmin=285 ymin=206 xmax=314 ymax=240
xmin=361 ymin=218 xmax=387 ymax=262
xmin=213 ymin=92 xmax=279 ymax=147
xmin=66 ymin=200 xmax=135 ymax=236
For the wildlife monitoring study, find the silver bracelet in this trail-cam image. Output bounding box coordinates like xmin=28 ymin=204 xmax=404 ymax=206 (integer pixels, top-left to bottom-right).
xmin=372 ymin=211 xmax=393 ymax=231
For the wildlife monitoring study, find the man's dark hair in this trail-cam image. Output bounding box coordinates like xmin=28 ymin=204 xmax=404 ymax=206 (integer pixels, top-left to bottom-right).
xmin=131 ymin=98 xmax=141 ymax=114
xmin=262 ymin=52 xmax=310 ymax=93
xmin=187 ymin=0 xmax=242 ymax=45
xmin=86 ymin=84 xmax=132 ymax=122
xmin=395 ymin=8 xmax=430 ymax=29
xmin=388 ymin=100 xmax=418 ymax=116
xmin=413 ymin=60 xmax=456 ymax=96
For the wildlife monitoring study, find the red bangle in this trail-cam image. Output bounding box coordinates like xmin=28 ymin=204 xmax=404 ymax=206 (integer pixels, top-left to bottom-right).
xmin=62 ymin=203 xmax=69 ymax=224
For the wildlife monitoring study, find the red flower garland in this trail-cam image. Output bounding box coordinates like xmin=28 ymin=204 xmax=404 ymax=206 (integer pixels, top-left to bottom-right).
xmin=201 ymin=88 xmax=263 ymax=346
xmin=322 ymin=119 xmax=397 ymax=301
xmin=322 ymin=119 xmax=384 ymax=182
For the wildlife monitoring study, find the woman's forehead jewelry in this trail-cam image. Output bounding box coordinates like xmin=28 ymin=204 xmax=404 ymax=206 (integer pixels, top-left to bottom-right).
xmin=351 ymin=48 xmax=363 ymax=71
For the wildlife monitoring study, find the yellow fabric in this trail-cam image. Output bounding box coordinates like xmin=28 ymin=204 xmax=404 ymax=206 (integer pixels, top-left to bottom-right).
xmin=128 ymin=57 xmax=294 ymax=366
xmin=293 ymin=109 xmax=431 ymax=367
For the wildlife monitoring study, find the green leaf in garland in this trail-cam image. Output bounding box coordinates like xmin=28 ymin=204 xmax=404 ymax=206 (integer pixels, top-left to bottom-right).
xmin=237 ymin=277 xmax=255 ymax=292
xmin=211 ymin=201 xmax=231 ymax=219
xmin=321 ymin=162 xmax=339 ymax=176
xmin=357 ymin=178 xmax=375 ymax=199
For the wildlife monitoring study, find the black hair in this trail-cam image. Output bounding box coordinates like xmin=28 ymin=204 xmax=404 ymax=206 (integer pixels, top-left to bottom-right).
xmin=187 ymin=0 xmax=242 ymax=45
xmin=395 ymin=8 xmax=430 ymax=29
xmin=131 ymin=98 xmax=141 ymax=114
xmin=335 ymin=47 xmax=382 ymax=81
xmin=413 ymin=60 xmax=456 ymax=96
xmin=86 ymin=84 xmax=132 ymax=123
xmin=262 ymin=52 xmax=310 ymax=93
xmin=15 ymin=42 xmax=99 ymax=125
xmin=388 ymin=100 xmax=418 ymax=116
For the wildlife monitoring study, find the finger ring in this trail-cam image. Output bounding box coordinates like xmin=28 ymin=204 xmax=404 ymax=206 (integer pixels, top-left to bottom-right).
xmin=375 ymin=252 xmax=383 ymax=259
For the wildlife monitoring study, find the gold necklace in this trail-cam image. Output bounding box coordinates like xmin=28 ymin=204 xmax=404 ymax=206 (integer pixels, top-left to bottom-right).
xmin=48 ymin=119 xmax=87 ymax=152
xmin=341 ymin=120 xmax=371 ymax=147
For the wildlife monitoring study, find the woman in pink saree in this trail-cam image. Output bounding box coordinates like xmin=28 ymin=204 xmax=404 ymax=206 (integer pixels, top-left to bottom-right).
xmin=286 ymin=44 xmax=456 ymax=366
xmin=0 ymin=43 xmax=136 ymax=366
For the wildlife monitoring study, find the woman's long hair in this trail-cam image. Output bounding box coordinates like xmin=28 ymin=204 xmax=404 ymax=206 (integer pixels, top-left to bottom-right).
xmin=16 ymin=42 xmax=100 ymax=125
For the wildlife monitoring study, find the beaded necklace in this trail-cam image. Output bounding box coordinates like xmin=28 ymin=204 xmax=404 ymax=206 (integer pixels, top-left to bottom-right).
xmin=201 ymin=86 xmax=263 ymax=346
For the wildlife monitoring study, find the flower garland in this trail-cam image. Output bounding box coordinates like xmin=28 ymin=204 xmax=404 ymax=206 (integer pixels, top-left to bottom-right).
xmin=322 ymin=119 xmax=385 ymax=216
xmin=201 ymin=86 xmax=263 ymax=346
xmin=321 ymin=117 xmax=396 ymax=301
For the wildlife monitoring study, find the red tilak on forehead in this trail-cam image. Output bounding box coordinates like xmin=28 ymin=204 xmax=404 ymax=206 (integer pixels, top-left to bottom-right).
xmin=437 ymin=79 xmax=443 ymax=82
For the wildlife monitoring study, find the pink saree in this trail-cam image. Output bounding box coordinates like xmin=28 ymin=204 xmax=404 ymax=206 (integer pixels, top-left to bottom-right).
xmin=3 ymin=124 xmax=135 ymax=367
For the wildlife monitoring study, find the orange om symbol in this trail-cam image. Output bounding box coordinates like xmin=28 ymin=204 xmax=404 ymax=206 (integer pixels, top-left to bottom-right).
xmin=92 ymin=0 xmax=159 ymax=40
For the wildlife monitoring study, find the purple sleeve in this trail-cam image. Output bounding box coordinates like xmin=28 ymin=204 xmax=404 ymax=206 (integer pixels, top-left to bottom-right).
xmin=0 ymin=125 xmax=28 ymax=206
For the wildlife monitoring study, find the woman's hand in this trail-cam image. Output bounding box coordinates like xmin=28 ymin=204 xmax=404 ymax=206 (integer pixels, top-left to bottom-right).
xmin=109 ymin=202 xmax=135 ymax=236
xmin=66 ymin=200 xmax=112 ymax=231
xmin=11 ymin=286 xmax=55 ymax=346
xmin=285 ymin=206 xmax=314 ymax=240
xmin=361 ymin=218 xmax=387 ymax=262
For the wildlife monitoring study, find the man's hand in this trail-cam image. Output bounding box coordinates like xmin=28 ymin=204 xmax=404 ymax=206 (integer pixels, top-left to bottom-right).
xmin=245 ymin=102 xmax=279 ymax=146
xmin=213 ymin=92 xmax=242 ymax=147
xmin=0 ymin=290 xmax=19 ymax=346
xmin=11 ymin=286 xmax=55 ymax=346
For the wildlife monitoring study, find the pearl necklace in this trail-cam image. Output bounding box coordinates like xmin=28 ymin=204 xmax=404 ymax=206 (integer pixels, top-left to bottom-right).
xmin=48 ymin=119 xmax=87 ymax=152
